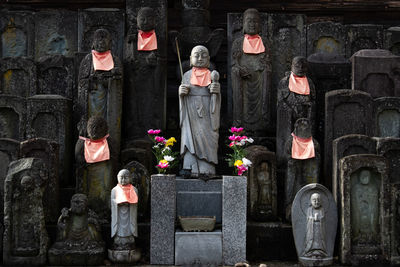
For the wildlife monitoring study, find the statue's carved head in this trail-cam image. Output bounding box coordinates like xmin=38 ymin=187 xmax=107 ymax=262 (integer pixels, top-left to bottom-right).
xmin=293 ymin=118 xmax=312 ymax=139
xmin=87 ymin=116 xmax=108 ymax=140
xmin=117 ymin=169 xmax=132 ymax=186
xmin=71 ymin=193 xmax=88 ymax=215
xmin=310 ymin=193 xmax=321 ymax=209
xmin=137 ymin=7 xmax=156 ymax=32
xmin=291 ymin=56 xmax=308 ymax=77
xmin=92 ymin=28 xmax=112 ymax=52
xmin=243 ymin=8 xmax=261 ymax=35
xmin=20 ymin=175 xmax=34 ymax=191
xmin=190 ymin=45 xmax=210 ymax=68
xmin=359 ymin=169 xmax=371 ymax=185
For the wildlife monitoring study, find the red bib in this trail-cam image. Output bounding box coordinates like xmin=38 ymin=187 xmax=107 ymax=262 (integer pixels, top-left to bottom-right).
xmin=190 ymin=67 xmax=211 ymax=86
xmin=291 ymin=133 xmax=315 ymax=160
xmin=288 ymin=72 xmax=310 ymax=95
xmin=115 ymin=184 xmax=138 ymax=204
xmin=138 ymin=30 xmax=157 ymax=51
xmin=79 ymin=134 xmax=110 ymax=163
xmin=91 ymin=50 xmax=114 ymax=71
xmin=243 ymin=34 xmax=265 ymax=54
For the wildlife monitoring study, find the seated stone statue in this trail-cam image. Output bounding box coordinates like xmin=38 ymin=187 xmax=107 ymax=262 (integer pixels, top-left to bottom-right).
xmin=48 ymin=193 xmax=105 ymax=265
xmin=179 ymin=45 xmax=221 ymax=176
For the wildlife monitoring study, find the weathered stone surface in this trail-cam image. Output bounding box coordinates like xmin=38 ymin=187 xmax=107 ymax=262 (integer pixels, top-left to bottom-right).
xmin=391 ymin=183 xmax=400 ymax=265
xmin=292 ymin=183 xmax=337 ymax=266
xmin=332 ymin=134 xmax=377 ymax=204
xmin=373 ymin=97 xmax=400 ymax=137
xmin=37 ymin=55 xmax=75 ymax=99
xmin=78 ymin=8 xmax=125 ymax=60
xmin=0 ymin=10 xmax=34 ymax=58
xmin=20 ymin=138 xmax=59 ymax=222
xmin=351 ymin=49 xmax=400 ymax=97
xmin=384 ymin=26 xmax=400 ymax=56
xmin=345 ymin=24 xmax=384 ymax=58
xmin=306 ymin=22 xmax=346 ymax=56
xmin=175 ymin=230 xmax=222 ymax=266
xmin=150 ymin=174 xmax=176 ymax=265
xmin=245 ymin=145 xmax=277 ymax=221
xmin=124 ymin=2 xmax=167 ymax=142
xmin=324 ymin=89 xmax=374 ymax=189
xmin=0 ymin=95 xmax=26 ymax=140
xmin=34 ymin=10 xmax=78 ymax=60
xmin=3 ymin=158 xmax=49 ymax=265
xmin=222 ymin=175 xmax=247 ymax=265
xmin=376 ymin=137 xmax=400 ymax=184
xmin=0 ymin=57 xmax=36 ymax=97
xmin=339 ymin=154 xmax=390 ymax=265
xmin=122 ymin=138 xmax=153 ymax=174
xmin=26 ymin=95 xmax=72 ymax=185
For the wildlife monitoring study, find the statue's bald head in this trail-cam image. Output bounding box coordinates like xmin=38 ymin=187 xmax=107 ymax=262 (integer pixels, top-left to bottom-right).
xmin=137 ymin=7 xmax=156 ymax=31
xmin=92 ymin=28 xmax=112 ymax=52
xmin=190 ymin=45 xmax=210 ymax=68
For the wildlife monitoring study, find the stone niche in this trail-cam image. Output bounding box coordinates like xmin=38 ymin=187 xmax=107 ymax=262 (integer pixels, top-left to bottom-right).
xmin=20 ymin=138 xmax=60 ymax=222
xmin=384 ymin=26 xmax=400 ymax=56
xmin=345 ymin=24 xmax=384 ymax=58
xmin=0 ymin=10 xmax=34 ymax=58
xmin=339 ymin=154 xmax=390 ymax=265
xmin=373 ymin=97 xmax=400 ymax=138
xmin=306 ymin=21 xmax=346 ymax=57
xmin=0 ymin=57 xmax=37 ymax=97
xmin=351 ymin=49 xmax=400 ymax=98
xmin=37 ymin=55 xmax=75 ymax=100
xmin=376 ymin=137 xmax=400 ymax=184
xmin=78 ymin=8 xmax=125 ymax=60
xmin=26 ymin=95 xmax=72 ymax=185
xmin=0 ymin=95 xmax=26 ymax=140
xmin=324 ymin=89 xmax=374 ymax=189
xmin=34 ymin=10 xmax=78 ymax=60
xmin=245 ymin=145 xmax=277 ymax=221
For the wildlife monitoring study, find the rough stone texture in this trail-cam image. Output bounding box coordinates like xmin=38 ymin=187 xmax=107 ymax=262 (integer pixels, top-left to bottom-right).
xmin=384 ymin=26 xmax=400 ymax=56
xmin=245 ymin=145 xmax=277 ymax=221
xmin=351 ymin=49 xmax=400 ymax=97
xmin=3 ymin=158 xmax=49 ymax=265
xmin=376 ymin=137 xmax=400 ymax=184
xmin=306 ymin=22 xmax=346 ymax=56
xmin=34 ymin=10 xmax=78 ymax=60
xmin=391 ymin=183 xmax=400 ymax=265
xmin=26 ymin=95 xmax=72 ymax=185
xmin=291 ymin=183 xmax=337 ymax=266
xmin=332 ymin=134 xmax=377 ymax=204
xmin=20 ymin=138 xmax=60 ymax=222
xmin=222 ymin=175 xmax=247 ymax=265
xmin=0 ymin=95 xmax=26 ymax=140
xmin=373 ymin=97 xmax=400 ymax=138
xmin=124 ymin=160 xmax=150 ymax=220
xmin=176 ymin=178 xmax=222 ymax=223
xmin=0 ymin=10 xmax=34 ymax=58
xmin=124 ymin=1 xmax=167 ymax=142
xmin=0 ymin=57 xmax=36 ymax=97
xmin=339 ymin=154 xmax=390 ymax=265
xmin=150 ymin=174 xmax=176 ymax=265
xmin=175 ymin=230 xmax=222 ymax=266
xmin=37 ymin=55 xmax=75 ymax=100
xmin=108 ymin=248 xmax=141 ymax=264
xmin=345 ymin=24 xmax=384 ymax=58
xmin=324 ymin=89 xmax=374 ymax=189
xmin=78 ymin=8 xmax=125 ymax=60
xmin=121 ymin=138 xmax=153 ymax=175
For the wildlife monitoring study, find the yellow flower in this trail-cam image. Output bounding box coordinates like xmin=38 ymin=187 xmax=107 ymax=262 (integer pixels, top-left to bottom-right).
xmin=165 ymin=137 xmax=177 ymax=147
xmin=234 ymin=160 xmax=243 ymax=166
xmin=160 ymin=159 xmax=168 ymax=164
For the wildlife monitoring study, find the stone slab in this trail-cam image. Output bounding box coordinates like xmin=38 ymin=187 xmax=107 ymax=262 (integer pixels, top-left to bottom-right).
xmin=0 ymin=95 xmax=26 ymax=140
xmin=175 ymin=230 xmax=222 ymax=266
xmin=222 ymin=175 xmax=247 ymax=265
xmin=384 ymin=26 xmax=400 ymax=55
xmin=345 ymin=24 xmax=384 ymax=58
xmin=306 ymin=21 xmax=346 ymax=56
xmin=0 ymin=57 xmax=36 ymax=97
xmin=376 ymin=137 xmax=400 ymax=184
xmin=176 ymin=178 xmax=222 ymax=191
xmin=373 ymin=97 xmax=400 ymax=138
xmin=177 ymin=191 xmax=222 ymax=223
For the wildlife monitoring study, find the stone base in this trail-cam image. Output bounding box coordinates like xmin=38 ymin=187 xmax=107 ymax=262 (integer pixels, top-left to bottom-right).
xmin=108 ymin=248 xmax=141 ymax=263
xmin=299 ymin=256 xmax=333 ymax=266
xmin=48 ymin=246 xmax=104 ymax=265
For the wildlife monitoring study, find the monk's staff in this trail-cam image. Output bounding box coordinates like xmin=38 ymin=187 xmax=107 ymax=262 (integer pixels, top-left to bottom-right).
xmin=175 ymin=37 xmax=184 ymax=80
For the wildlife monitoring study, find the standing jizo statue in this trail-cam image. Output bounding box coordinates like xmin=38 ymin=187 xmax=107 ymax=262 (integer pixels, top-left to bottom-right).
xmin=179 ymin=45 xmax=221 ymax=176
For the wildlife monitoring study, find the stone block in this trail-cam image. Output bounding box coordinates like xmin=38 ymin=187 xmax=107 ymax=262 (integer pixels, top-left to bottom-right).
xmin=345 ymin=24 xmax=384 ymax=58
xmin=175 ymin=230 xmax=222 ymax=266
xmin=222 ymin=175 xmax=247 ymax=265
xmin=150 ymin=174 xmax=176 ymax=265
xmin=373 ymin=97 xmax=400 ymax=138
xmin=306 ymin=21 xmax=346 ymax=56
xmin=376 ymin=137 xmax=400 ymax=184
xmin=384 ymin=26 xmax=400 ymax=55
xmin=0 ymin=57 xmax=36 ymax=97
xmin=0 ymin=95 xmax=26 ymax=140
xmin=177 ymin=191 xmax=222 ymax=223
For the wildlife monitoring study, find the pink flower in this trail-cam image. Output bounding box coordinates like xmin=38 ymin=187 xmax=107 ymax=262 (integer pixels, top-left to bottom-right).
xmin=148 ymin=129 xmax=161 ymax=135
xmin=237 ymin=164 xmax=248 ymax=176
xmin=157 ymin=160 xmax=169 ymax=169
xmin=240 ymin=135 xmax=248 ymax=140
xmin=229 ymin=135 xmax=236 ymax=141
xmin=229 ymin=142 xmax=235 ymax=147
xmin=155 ymin=136 xmax=166 ymax=144
xmin=230 ymin=127 xmax=244 ymax=133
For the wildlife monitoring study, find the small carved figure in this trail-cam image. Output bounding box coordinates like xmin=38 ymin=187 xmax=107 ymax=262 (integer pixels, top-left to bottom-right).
xmin=232 ymin=8 xmax=271 ymax=136
xmin=179 ymin=45 xmax=221 ymax=176
xmin=257 ymin=162 xmax=272 ymax=210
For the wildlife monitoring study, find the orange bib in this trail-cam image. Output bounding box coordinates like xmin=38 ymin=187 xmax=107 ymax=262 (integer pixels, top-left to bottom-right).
xmin=115 ymin=184 xmax=138 ymax=204
xmin=190 ymin=67 xmax=211 ymax=86
xmin=243 ymin=34 xmax=265 ymax=54
xmin=138 ymin=30 xmax=157 ymax=51
xmin=288 ymin=72 xmax=310 ymax=95
xmin=79 ymin=134 xmax=110 ymax=163
xmin=91 ymin=50 xmax=114 ymax=71
xmin=291 ymin=133 xmax=315 ymax=160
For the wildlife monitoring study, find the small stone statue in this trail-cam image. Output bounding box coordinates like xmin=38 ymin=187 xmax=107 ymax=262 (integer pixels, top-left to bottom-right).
xmin=108 ymin=169 xmax=141 ymax=263
xmin=179 ymin=45 xmax=221 ymax=176
xmin=48 ymin=193 xmax=105 ymax=266
xmin=231 ymin=8 xmax=271 ymax=137
xmin=277 ymin=56 xmax=316 ymax=165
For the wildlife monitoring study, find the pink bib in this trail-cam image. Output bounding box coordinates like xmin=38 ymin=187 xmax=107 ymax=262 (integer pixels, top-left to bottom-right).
xmin=288 ymin=72 xmax=310 ymax=95
xmin=190 ymin=67 xmax=211 ymax=86
xmin=79 ymin=134 xmax=110 ymax=163
xmin=243 ymin=34 xmax=265 ymax=54
xmin=115 ymin=184 xmax=138 ymax=204
xmin=138 ymin=30 xmax=157 ymax=51
xmin=291 ymin=133 xmax=315 ymax=160
xmin=91 ymin=50 xmax=114 ymax=71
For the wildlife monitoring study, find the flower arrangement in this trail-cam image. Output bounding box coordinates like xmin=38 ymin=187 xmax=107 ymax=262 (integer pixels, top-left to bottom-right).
xmin=226 ymin=127 xmax=253 ymax=176
xmin=148 ymin=129 xmax=179 ymax=174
